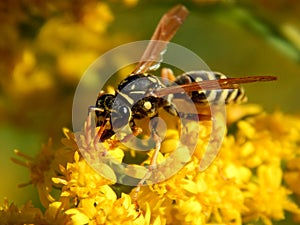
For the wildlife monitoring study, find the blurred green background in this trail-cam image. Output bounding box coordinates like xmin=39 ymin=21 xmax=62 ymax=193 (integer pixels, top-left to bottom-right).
xmin=0 ymin=0 xmax=300 ymax=214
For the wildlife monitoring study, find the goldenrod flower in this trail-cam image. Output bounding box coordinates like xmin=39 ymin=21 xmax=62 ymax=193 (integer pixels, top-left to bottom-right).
xmin=3 ymin=1 xmax=299 ymax=224
xmin=7 ymin=105 xmax=300 ymax=225
xmin=0 ymin=199 xmax=71 ymax=225
xmin=11 ymin=130 xmax=76 ymax=207
xmin=0 ymin=199 xmax=43 ymax=225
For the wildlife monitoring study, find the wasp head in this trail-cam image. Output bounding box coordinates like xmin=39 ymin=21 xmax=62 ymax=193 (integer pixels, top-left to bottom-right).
xmin=95 ymin=91 xmax=132 ymax=141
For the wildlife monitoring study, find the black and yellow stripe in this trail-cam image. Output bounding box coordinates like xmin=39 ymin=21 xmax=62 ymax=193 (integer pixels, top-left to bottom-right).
xmin=172 ymin=71 xmax=247 ymax=104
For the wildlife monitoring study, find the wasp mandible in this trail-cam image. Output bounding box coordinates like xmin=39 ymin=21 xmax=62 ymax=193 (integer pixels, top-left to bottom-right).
xmin=86 ymin=4 xmax=276 ymax=206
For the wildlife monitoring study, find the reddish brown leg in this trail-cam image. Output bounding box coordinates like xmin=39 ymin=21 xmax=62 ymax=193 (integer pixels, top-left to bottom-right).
xmin=121 ymin=125 xmax=143 ymax=143
xmin=86 ymin=106 xmax=108 ymax=154
xmin=133 ymin=126 xmax=162 ymax=210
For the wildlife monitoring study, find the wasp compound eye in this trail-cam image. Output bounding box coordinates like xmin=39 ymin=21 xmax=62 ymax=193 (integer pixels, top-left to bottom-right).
xmin=110 ymin=106 xmax=131 ymax=130
xmin=119 ymin=106 xmax=130 ymax=118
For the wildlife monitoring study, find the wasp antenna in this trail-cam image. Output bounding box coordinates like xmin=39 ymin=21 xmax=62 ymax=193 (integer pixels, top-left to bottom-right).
xmin=88 ymin=106 xmax=104 ymax=114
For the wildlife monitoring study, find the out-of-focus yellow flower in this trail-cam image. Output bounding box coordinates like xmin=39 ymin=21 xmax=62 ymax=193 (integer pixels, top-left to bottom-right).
xmin=11 ymin=49 xmax=54 ymax=95
xmin=0 ymin=1 xmax=121 ymax=136
xmin=284 ymin=158 xmax=300 ymax=195
xmin=122 ymin=0 xmax=139 ymax=7
xmin=0 ymin=198 xmax=73 ymax=224
xmin=81 ymin=2 xmax=114 ymax=33
xmin=0 ymin=199 xmax=44 ymax=225
xmin=11 ymin=131 xmax=76 ymax=207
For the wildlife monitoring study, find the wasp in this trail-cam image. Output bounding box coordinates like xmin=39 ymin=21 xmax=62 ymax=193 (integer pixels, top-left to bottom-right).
xmin=87 ymin=4 xmax=276 ymax=207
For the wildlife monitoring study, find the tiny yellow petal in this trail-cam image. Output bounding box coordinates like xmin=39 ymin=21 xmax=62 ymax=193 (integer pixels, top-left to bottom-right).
xmin=65 ymin=208 xmax=90 ymax=224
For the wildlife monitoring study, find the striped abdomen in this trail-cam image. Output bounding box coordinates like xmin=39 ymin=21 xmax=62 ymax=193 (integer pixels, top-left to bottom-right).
xmin=172 ymin=71 xmax=247 ymax=104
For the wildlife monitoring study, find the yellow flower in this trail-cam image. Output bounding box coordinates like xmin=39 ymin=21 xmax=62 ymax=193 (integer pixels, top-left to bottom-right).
xmin=129 ymin=107 xmax=300 ymax=224
xmin=11 ymin=130 xmax=76 ymax=207
xmin=0 ymin=199 xmax=44 ymax=225
xmin=81 ymin=2 xmax=114 ymax=33
xmin=11 ymin=49 xmax=54 ymax=95
xmin=284 ymin=158 xmax=300 ymax=195
xmin=11 ymin=104 xmax=300 ymax=224
xmin=44 ymin=201 xmax=72 ymax=224
xmin=52 ymin=151 xmax=115 ymax=204
xmin=52 ymin=152 xmax=148 ymax=224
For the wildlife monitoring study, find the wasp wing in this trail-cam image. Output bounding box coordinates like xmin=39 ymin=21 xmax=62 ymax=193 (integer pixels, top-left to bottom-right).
xmin=156 ymin=75 xmax=277 ymax=121
xmin=132 ymin=4 xmax=189 ymax=74
xmin=154 ymin=75 xmax=277 ymax=98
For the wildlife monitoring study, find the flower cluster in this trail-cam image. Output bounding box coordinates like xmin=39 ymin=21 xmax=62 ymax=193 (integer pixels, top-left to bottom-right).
xmin=4 ymin=105 xmax=300 ymax=225
xmin=0 ymin=0 xmax=136 ymax=137
xmin=2 ymin=1 xmax=300 ymax=225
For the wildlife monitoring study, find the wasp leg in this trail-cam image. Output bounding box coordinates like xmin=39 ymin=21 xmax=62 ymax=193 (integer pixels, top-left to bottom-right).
xmin=161 ymin=67 xmax=176 ymax=85
xmin=86 ymin=106 xmax=108 ymax=154
xmin=163 ymin=102 xmax=212 ymax=121
xmin=120 ymin=119 xmax=143 ymax=143
xmin=85 ymin=108 xmax=93 ymax=146
xmin=133 ymin=118 xmax=162 ymax=210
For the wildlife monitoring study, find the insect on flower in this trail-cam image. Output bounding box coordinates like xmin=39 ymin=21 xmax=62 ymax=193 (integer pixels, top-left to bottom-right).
xmin=86 ymin=4 xmax=277 ymax=208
